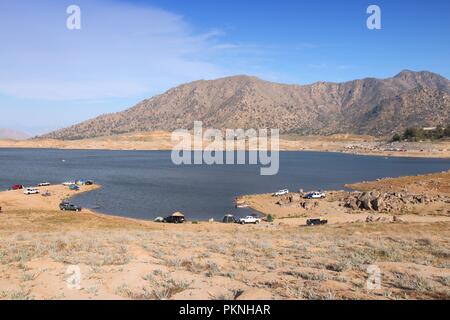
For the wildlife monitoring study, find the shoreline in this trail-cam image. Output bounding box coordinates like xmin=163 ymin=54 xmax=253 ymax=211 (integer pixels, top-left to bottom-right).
xmin=1 ymin=145 xmax=449 ymax=160
xmin=1 ymin=133 xmax=450 ymax=160
xmin=2 ymin=169 xmax=449 ymax=226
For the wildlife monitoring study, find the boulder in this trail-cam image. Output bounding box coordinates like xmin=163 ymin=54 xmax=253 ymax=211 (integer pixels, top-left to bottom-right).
xmin=358 ymin=192 xmax=373 ymax=210
xmin=347 ymin=198 xmax=359 ymax=210
xmin=301 ymin=201 xmax=315 ymax=210
xmin=371 ymin=196 xmax=386 ymax=211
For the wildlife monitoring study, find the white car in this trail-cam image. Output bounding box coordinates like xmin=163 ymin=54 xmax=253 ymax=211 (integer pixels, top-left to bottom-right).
xmin=239 ymin=216 xmax=262 ymax=224
xmin=305 ymin=191 xmax=326 ymax=199
xmin=24 ymin=188 xmax=40 ymax=195
xmin=273 ymin=189 xmax=289 ymax=196
xmin=38 ymin=182 xmax=51 ymax=187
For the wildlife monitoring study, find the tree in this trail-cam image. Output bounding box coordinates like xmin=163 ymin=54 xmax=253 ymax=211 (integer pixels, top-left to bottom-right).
xmin=403 ymin=127 xmax=422 ymax=141
xmin=444 ymin=125 xmax=450 ymax=137
xmin=391 ymin=133 xmax=402 ymax=142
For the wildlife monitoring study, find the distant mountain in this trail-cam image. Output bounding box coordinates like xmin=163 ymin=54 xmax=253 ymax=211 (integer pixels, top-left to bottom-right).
xmin=41 ymin=70 xmax=450 ymax=139
xmin=0 ymin=128 xmax=30 ymax=140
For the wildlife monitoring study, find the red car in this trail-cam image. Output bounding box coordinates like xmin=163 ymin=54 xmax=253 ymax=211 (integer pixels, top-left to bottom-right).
xmin=11 ymin=184 xmax=24 ymax=190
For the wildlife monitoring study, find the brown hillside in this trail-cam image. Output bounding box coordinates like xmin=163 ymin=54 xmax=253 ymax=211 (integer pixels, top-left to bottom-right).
xmin=42 ymin=70 xmax=450 ymax=139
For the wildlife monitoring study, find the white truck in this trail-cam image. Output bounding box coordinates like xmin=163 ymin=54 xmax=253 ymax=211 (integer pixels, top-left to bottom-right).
xmin=24 ymin=188 xmax=40 ymax=195
xmin=305 ymin=191 xmax=326 ymax=199
xmin=239 ymin=216 xmax=262 ymax=224
xmin=273 ymin=189 xmax=289 ymax=197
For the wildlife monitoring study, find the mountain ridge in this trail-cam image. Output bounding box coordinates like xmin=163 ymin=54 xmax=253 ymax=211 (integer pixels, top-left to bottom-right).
xmin=42 ymin=70 xmax=450 ymax=140
xmin=0 ymin=128 xmax=31 ymax=140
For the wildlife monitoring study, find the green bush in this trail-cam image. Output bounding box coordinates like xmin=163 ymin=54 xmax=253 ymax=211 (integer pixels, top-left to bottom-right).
xmin=391 ymin=133 xmax=402 ymax=142
xmin=266 ymin=214 xmax=274 ymax=223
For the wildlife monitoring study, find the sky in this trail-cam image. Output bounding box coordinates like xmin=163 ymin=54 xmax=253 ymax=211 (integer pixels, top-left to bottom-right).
xmin=0 ymin=0 xmax=449 ymax=135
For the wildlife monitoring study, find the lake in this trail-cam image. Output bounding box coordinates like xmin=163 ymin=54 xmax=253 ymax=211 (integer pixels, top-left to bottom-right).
xmin=0 ymin=148 xmax=448 ymax=220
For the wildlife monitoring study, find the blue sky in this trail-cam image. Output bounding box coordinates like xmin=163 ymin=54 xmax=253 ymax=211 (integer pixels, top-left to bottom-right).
xmin=0 ymin=0 xmax=449 ymax=135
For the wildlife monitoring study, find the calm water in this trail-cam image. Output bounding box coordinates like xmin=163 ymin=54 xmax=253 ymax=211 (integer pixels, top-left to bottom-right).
xmin=0 ymin=148 xmax=449 ymax=220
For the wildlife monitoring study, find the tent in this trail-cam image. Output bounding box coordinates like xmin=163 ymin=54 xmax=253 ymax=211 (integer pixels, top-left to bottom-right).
xmin=222 ymin=214 xmax=236 ymax=223
xmin=172 ymin=212 xmax=185 ymax=217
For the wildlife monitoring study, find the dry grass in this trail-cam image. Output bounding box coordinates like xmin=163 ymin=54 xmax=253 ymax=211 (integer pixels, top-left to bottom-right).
xmin=1 ymin=217 xmax=449 ymax=300
xmin=1 ymin=182 xmax=449 ymax=301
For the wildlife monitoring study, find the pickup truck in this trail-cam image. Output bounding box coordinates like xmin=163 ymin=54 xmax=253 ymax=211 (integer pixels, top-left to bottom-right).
xmin=306 ymin=218 xmax=328 ymax=226
xmin=239 ymin=216 xmax=262 ymax=224
xmin=273 ymin=189 xmax=289 ymax=197
xmin=59 ymin=202 xmax=82 ymax=212
xmin=304 ymin=191 xmax=326 ymax=199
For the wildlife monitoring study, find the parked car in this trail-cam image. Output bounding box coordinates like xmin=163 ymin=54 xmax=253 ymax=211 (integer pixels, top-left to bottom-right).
xmin=11 ymin=184 xmax=24 ymax=190
xmin=306 ymin=218 xmax=328 ymax=226
xmin=305 ymin=191 xmax=326 ymax=199
xmin=24 ymin=188 xmax=39 ymax=195
xmin=59 ymin=202 xmax=82 ymax=212
xmin=239 ymin=216 xmax=262 ymax=224
xmin=273 ymin=189 xmax=289 ymax=196
xmin=38 ymin=182 xmax=51 ymax=187
xmin=163 ymin=215 xmax=186 ymax=224
xmin=69 ymin=184 xmax=80 ymax=191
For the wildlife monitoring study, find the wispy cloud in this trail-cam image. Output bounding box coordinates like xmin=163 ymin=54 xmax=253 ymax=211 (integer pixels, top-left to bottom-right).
xmin=0 ymin=0 xmax=231 ymax=101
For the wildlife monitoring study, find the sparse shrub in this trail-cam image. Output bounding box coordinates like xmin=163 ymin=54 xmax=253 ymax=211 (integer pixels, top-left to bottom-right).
xmin=326 ymin=261 xmax=349 ymax=272
xmin=151 ymin=278 xmax=192 ymax=300
xmin=205 ymin=261 xmax=220 ymax=277
xmin=21 ymin=271 xmax=38 ymax=282
xmin=392 ymin=272 xmax=434 ymax=292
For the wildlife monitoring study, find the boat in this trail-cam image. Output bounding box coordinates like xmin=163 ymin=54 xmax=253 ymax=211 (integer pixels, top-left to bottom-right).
xmin=62 ymin=181 xmax=75 ymax=186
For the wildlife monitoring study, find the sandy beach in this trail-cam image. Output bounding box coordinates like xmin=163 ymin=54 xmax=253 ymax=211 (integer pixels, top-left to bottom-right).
xmin=1 ymin=172 xmax=449 ymax=300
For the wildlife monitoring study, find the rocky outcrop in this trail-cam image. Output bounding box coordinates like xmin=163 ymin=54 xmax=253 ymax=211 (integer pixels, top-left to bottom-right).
xmin=275 ymin=192 xmax=319 ymax=210
xmin=365 ymin=215 xmax=403 ymax=223
xmin=344 ymin=190 xmax=449 ymax=212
